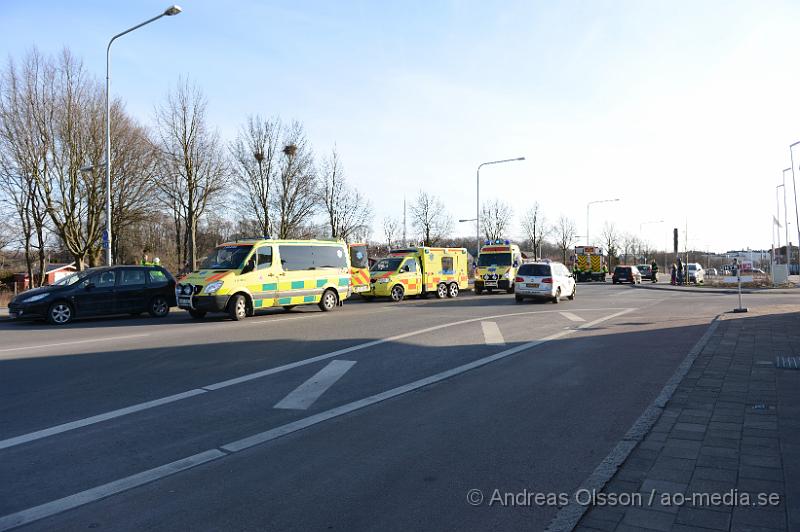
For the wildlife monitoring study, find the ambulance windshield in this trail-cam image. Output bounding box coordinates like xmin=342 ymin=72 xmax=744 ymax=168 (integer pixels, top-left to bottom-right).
xmin=478 ymin=253 xmax=511 ymax=267
xmin=371 ymin=258 xmax=403 ymax=272
xmin=201 ymin=245 xmax=253 ymax=270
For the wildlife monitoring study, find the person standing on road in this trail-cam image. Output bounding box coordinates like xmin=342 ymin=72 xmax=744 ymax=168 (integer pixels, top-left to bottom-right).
xmin=670 ymin=262 xmax=677 ymax=285
xmin=651 ymin=260 xmax=659 ymax=283
xmin=677 ymin=258 xmax=684 ymax=285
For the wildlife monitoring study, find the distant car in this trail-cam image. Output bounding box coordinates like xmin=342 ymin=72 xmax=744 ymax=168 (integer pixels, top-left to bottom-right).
xmin=635 ymin=264 xmax=654 ymax=280
xmin=514 ymin=261 xmax=576 ymax=303
xmin=686 ymin=263 xmax=705 ymax=284
xmin=8 ymin=265 xmax=177 ymax=325
xmin=612 ymin=265 xmax=642 ymax=284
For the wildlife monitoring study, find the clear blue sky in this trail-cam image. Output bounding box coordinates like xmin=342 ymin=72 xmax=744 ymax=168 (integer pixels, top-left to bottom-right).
xmin=2 ymin=0 xmax=799 ymax=252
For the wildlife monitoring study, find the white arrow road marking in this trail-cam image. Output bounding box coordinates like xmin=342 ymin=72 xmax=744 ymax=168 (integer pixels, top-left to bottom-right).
xmin=274 ymin=360 xmax=357 ymax=410
xmin=559 ymin=312 xmax=585 ymax=322
xmin=480 ymin=321 xmax=505 ymax=346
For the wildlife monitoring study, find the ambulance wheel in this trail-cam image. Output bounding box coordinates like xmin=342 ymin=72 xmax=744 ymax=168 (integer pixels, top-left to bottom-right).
xmin=475 ymin=287 xmax=483 ymax=295
xmin=552 ymin=288 xmax=561 ymax=304
xmin=228 ymin=294 xmax=248 ymax=320
xmin=319 ymin=289 xmax=338 ymax=311
xmin=390 ymin=284 xmax=405 ymax=302
xmin=188 ymin=309 xmax=206 ymax=319
xmin=436 ymin=283 xmax=448 ymax=299
xmin=506 ymin=285 xmax=515 ymax=294
xmin=568 ymin=285 xmax=576 ymax=300
xmin=447 ymin=283 xmax=459 ymax=298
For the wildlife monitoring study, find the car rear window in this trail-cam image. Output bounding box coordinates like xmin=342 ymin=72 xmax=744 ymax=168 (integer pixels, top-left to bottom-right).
xmin=615 ymin=266 xmax=630 ymax=274
xmin=518 ymin=264 xmax=550 ymax=276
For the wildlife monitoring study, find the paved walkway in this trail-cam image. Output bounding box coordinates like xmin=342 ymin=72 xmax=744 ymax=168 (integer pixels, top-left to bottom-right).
xmin=576 ymin=305 xmax=800 ymax=532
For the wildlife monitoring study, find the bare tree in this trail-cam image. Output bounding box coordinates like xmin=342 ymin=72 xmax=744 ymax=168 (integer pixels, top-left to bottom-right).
xmin=554 ymin=215 xmax=578 ymax=263
xmin=520 ymin=203 xmax=550 ymax=258
xmin=229 ymin=115 xmax=281 ymax=237
xmin=601 ymin=221 xmax=619 ymax=268
xmin=383 ymin=216 xmax=400 ymax=248
xmin=320 ymin=147 xmax=372 ymax=241
xmin=481 ymin=199 xmax=513 ymax=242
xmin=153 ymin=78 xmax=228 ymax=270
xmin=0 ymin=49 xmax=52 ymax=281
xmin=410 ymin=190 xmax=452 ymax=246
xmin=271 ymin=122 xmax=318 ymax=239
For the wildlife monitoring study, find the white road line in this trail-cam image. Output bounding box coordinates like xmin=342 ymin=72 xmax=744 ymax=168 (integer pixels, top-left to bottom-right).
xmin=0 ymin=307 xmax=633 ymax=451
xmin=0 ymin=308 xmax=634 ymax=529
xmin=559 ymin=311 xmax=585 ymax=322
xmin=0 ymin=389 xmax=207 ymax=451
xmin=480 ymin=321 xmax=505 ymax=346
xmin=0 ymin=334 xmax=151 ymax=354
xmin=0 ymin=449 xmax=225 ymax=532
xmin=274 ymin=360 xmax=356 ymax=410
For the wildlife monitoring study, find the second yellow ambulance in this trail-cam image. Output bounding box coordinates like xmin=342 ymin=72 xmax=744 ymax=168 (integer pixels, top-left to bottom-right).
xmin=367 ymin=247 xmax=470 ymax=301
xmin=474 ymin=240 xmax=523 ymax=294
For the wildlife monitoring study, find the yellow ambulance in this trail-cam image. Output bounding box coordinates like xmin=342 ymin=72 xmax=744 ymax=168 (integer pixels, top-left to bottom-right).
xmin=176 ymin=239 xmax=351 ymax=320
xmin=366 ymin=247 xmax=470 ymax=301
xmin=474 ymin=240 xmax=523 ymax=294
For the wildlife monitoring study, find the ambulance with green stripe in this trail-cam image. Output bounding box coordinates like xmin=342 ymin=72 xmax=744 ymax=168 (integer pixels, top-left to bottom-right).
xmin=365 ymin=246 xmax=469 ymax=302
xmin=176 ymin=239 xmax=351 ymax=320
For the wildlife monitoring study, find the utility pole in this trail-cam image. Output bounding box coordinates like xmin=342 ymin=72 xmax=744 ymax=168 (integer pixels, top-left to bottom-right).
xmin=402 ymin=196 xmax=407 ymax=245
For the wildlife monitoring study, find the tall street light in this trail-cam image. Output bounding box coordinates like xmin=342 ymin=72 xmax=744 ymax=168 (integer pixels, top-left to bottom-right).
xmin=586 ymin=198 xmax=619 ymax=246
xmin=790 ymin=141 xmax=800 ymax=275
xmin=475 ymin=157 xmax=525 ymax=252
xmin=782 ymin=168 xmax=791 ymax=265
xmin=776 ymin=182 xmax=785 ymax=264
xmin=104 ymin=5 xmax=182 ymax=265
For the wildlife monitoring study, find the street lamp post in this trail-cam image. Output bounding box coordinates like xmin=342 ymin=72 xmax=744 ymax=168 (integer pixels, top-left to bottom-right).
xmin=781 ymin=168 xmax=791 ymax=266
xmin=790 ymin=141 xmax=800 ymax=276
xmin=105 ymin=5 xmax=182 ymax=265
xmin=475 ymin=157 xmax=525 ymax=253
xmin=586 ymin=198 xmax=619 ymax=246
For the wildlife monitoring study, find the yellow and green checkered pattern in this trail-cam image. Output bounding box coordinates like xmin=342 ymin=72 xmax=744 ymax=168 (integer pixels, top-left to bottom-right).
xmin=249 ymin=276 xmax=349 ymax=308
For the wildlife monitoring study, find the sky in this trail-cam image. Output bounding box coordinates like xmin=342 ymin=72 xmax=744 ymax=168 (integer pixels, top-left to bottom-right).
xmin=2 ymin=0 xmax=799 ymax=253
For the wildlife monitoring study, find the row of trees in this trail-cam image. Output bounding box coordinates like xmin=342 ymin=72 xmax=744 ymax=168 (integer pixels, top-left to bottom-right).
xmin=0 ymin=48 xmax=662 ymax=281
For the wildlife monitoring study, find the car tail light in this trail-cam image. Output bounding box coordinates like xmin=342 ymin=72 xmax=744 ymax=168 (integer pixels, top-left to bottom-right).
xmin=541 ymin=277 xmax=553 ymax=284
xmin=515 ymin=277 xmax=524 ymax=283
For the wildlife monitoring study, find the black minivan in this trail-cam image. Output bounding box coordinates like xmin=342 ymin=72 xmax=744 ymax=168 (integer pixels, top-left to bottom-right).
xmin=8 ymin=266 xmax=177 ymax=325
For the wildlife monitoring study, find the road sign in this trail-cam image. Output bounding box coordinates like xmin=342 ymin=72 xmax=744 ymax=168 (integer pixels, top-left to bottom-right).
xmin=102 ymin=230 xmax=109 ymax=250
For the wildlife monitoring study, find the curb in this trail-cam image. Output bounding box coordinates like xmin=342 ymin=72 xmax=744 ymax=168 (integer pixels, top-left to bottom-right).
xmin=632 ymin=284 xmax=798 ymax=295
xmin=545 ymin=315 xmax=723 ymax=532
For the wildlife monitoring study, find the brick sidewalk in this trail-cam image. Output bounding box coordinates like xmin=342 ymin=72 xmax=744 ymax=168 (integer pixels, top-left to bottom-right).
xmin=576 ymin=306 xmax=800 ymax=532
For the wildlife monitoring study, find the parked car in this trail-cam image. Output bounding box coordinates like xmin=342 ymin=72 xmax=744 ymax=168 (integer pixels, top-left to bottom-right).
xmin=686 ymin=263 xmax=705 ymax=284
xmin=8 ymin=265 xmax=177 ymax=325
xmin=635 ymin=264 xmax=654 ymax=280
xmin=612 ymin=265 xmax=642 ymax=284
xmin=514 ymin=261 xmax=576 ymax=303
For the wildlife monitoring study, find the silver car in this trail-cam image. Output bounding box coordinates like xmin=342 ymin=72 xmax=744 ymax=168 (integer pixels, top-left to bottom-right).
xmin=514 ymin=261 xmax=576 ymax=303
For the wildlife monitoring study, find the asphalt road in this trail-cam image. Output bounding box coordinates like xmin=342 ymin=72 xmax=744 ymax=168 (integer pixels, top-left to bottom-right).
xmin=0 ymin=283 xmax=795 ymax=531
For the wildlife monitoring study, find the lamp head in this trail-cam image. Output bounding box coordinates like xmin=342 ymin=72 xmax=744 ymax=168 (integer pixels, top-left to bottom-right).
xmin=164 ymin=5 xmax=182 ymax=16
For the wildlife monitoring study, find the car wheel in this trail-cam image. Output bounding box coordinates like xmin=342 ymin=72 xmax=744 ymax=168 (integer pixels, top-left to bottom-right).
xmin=552 ymin=287 xmax=561 ymax=304
xmin=568 ymin=284 xmax=576 ymax=300
xmin=447 ymin=283 xmax=459 ymax=298
xmin=188 ymin=309 xmax=206 ymax=319
xmin=390 ymin=284 xmax=405 ymax=302
xmin=436 ymin=283 xmax=447 ymax=299
xmin=47 ymin=301 xmax=73 ymax=325
xmin=227 ymin=294 xmax=248 ymax=321
xmin=515 ymin=294 xmax=524 ymax=303
xmin=148 ymin=295 xmax=170 ymax=318
xmin=318 ymin=289 xmax=338 ymax=311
